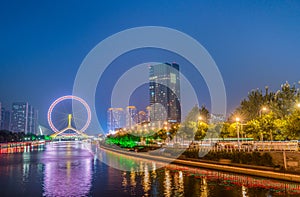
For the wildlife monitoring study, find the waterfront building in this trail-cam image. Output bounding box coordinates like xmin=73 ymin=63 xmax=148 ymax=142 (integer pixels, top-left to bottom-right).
xmin=107 ymin=108 xmax=125 ymax=132
xmin=149 ymin=62 xmax=181 ymax=127
xmin=126 ymin=106 xmax=137 ymax=129
xmin=1 ymin=107 xmax=11 ymax=130
xmin=10 ymin=102 xmax=38 ymax=134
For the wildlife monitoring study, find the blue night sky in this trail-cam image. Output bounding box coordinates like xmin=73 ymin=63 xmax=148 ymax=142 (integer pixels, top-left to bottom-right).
xmin=0 ymin=1 xmax=300 ymax=133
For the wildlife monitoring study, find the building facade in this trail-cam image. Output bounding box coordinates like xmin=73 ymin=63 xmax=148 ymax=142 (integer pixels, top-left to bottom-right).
xmin=1 ymin=107 xmax=11 ymax=130
xmin=126 ymin=106 xmax=137 ymax=129
xmin=10 ymin=102 xmax=38 ymax=134
xmin=107 ymin=108 xmax=125 ymax=132
xmin=149 ymin=63 xmax=181 ymax=126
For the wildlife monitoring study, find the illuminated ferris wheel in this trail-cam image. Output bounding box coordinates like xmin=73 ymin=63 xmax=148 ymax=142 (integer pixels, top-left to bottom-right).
xmin=47 ymin=95 xmax=91 ymax=138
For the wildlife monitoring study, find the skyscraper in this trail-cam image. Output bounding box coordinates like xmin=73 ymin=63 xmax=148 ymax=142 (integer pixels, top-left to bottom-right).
xmin=1 ymin=107 xmax=11 ymax=131
xmin=126 ymin=106 xmax=137 ymax=129
xmin=107 ymin=108 xmax=125 ymax=132
xmin=10 ymin=102 xmax=38 ymax=134
xmin=149 ymin=62 xmax=181 ymax=126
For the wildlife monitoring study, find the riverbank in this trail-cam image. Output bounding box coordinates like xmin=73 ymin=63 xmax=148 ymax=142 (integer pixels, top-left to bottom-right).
xmin=100 ymin=144 xmax=300 ymax=183
xmin=0 ymin=141 xmax=46 ymax=153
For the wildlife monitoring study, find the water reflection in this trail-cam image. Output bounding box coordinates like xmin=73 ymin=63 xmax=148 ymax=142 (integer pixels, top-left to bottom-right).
xmin=42 ymin=142 xmax=92 ymax=197
xmin=98 ymin=146 xmax=300 ymax=196
xmin=2 ymin=142 xmax=300 ymax=196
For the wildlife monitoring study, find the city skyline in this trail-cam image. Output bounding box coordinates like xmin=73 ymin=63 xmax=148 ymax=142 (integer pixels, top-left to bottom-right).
xmin=1 ymin=1 xmax=300 ymax=132
xmin=1 ymin=2 xmax=300 ymax=196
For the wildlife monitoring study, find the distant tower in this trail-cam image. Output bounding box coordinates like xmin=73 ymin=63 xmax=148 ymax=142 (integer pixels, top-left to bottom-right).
xmin=149 ymin=63 xmax=181 ymax=126
xmin=126 ymin=106 xmax=137 ymax=129
xmin=11 ymin=102 xmax=28 ymax=133
xmin=1 ymin=107 xmax=11 ymax=131
xmin=11 ymin=102 xmax=38 ymax=134
xmin=146 ymin=106 xmax=151 ymax=122
xmin=107 ymin=108 xmax=125 ymax=132
xmin=27 ymin=105 xmax=38 ymax=134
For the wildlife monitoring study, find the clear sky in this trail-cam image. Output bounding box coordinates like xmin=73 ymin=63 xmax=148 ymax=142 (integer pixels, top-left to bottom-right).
xmin=1 ymin=1 xmax=300 ymax=132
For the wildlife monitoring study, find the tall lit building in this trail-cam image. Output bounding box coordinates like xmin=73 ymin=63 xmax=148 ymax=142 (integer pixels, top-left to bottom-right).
xmin=149 ymin=63 xmax=181 ymax=125
xmin=126 ymin=106 xmax=137 ymax=129
xmin=1 ymin=107 xmax=11 ymax=131
xmin=27 ymin=105 xmax=38 ymax=134
xmin=107 ymin=108 xmax=125 ymax=132
xmin=146 ymin=106 xmax=151 ymax=122
xmin=10 ymin=102 xmax=38 ymax=134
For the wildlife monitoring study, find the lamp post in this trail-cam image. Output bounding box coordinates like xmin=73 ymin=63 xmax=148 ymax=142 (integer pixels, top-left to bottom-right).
xmin=198 ymin=116 xmax=203 ymax=126
xmin=235 ymin=117 xmax=240 ymax=151
xmin=259 ymin=107 xmax=268 ymax=141
xmin=259 ymin=107 xmax=268 ymax=117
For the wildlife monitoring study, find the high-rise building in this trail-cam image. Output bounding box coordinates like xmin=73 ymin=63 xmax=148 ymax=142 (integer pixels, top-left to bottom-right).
xmin=10 ymin=102 xmax=38 ymax=134
xmin=146 ymin=106 xmax=151 ymax=122
xmin=1 ymin=107 xmax=11 ymax=131
xmin=107 ymin=108 xmax=125 ymax=132
xmin=27 ymin=105 xmax=38 ymax=134
xmin=149 ymin=63 xmax=181 ymax=126
xmin=126 ymin=106 xmax=137 ymax=129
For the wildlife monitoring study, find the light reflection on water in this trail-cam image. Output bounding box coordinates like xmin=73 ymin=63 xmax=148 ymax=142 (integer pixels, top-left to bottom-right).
xmin=41 ymin=142 xmax=92 ymax=197
xmin=98 ymin=146 xmax=300 ymax=197
xmin=1 ymin=141 xmax=300 ymax=196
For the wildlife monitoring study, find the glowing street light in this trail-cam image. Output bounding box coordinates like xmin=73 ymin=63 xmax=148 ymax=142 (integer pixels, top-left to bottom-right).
xmin=297 ymin=103 xmax=300 ymax=108
xmin=235 ymin=117 xmax=240 ymax=150
xmin=259 ymin=106 xmax=268 ymax=117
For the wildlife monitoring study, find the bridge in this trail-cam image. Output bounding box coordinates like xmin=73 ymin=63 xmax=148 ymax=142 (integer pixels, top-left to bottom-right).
xmin=50 ymin=114 xmax=89 ymax=139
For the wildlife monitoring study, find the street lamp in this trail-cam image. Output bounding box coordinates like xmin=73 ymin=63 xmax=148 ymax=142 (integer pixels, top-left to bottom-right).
xmin=259 ymin=107 xmax=268 ymax=117
xmin=235 ymin=117 xmax=240 ymax=150
xmin=297 ymin=103 xmax=300 ymax=109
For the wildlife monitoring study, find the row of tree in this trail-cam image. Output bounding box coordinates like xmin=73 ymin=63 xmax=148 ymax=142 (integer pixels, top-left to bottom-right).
xmin=0 ymin=130 xmax=51 ymax=143
xmin=107 ymin=81 xmax=299 ymax=145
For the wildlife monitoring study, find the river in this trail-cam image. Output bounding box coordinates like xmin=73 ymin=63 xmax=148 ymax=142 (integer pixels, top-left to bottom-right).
xmin=0 ymin=141 xmax=299 ymax=196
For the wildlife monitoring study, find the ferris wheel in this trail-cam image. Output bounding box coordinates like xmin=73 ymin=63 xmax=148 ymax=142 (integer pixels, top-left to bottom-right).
xmin=47 ymin=95 xmax=91 ymax=137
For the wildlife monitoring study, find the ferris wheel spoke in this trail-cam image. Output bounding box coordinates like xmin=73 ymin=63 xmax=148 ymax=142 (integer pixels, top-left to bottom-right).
xmin=48 ymin=95 xmax=91 ymax=134
xmin=73 ymin=116 xmax=88 ymax=122
xmin=54 ymin=120 xmax=68 ymax=131
xmin=52 ymin=110 xmax=69 ymax=116
xmin=72 ymin=109 xmax=87 ymax=116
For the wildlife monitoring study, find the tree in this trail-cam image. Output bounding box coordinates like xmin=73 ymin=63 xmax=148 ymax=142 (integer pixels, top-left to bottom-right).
xmin=153 ymin=129 xmax=167 ymax=141
xmin=271 ymin=82 xmax=298 ymax=118
xmin=199 ymin=105 xmax=210 ymax=123
xmin=178 ymin=105 xmax=199 ymax=142
xmin=244 ymin=119 xmax=261 ymax=140
xmin=194 ymin=122 xmax=208 ymax=140
xmin=285 ymin=110 xmax=300 ymax=139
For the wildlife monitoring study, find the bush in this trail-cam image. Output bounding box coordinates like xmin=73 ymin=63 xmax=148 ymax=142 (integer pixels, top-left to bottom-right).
xmin=184 ymin=149 xmax=274 ymax=167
